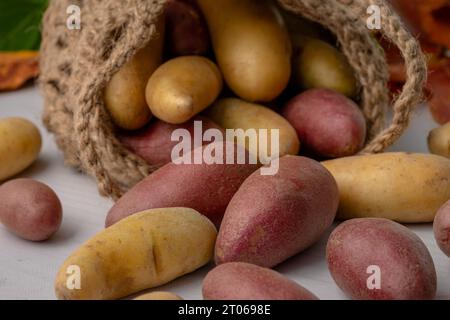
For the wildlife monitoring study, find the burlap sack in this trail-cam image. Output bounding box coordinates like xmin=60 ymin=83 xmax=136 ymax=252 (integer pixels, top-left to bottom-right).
xmin=39 ymin=0 xmax=427 ymax=200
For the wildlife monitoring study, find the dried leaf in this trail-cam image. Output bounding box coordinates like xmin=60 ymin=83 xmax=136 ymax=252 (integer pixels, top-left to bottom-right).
xmin=0 ymin=51 xmax=39 ymax=91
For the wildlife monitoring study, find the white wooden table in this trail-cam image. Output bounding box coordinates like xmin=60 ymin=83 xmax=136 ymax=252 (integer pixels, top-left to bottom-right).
xmin=0 ymin=86 xmax=449 ymax=300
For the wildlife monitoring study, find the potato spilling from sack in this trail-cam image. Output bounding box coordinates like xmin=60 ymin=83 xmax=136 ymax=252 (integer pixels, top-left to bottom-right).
xmin=282 ymin=88 xmax=366 ymax=158
xmin=55 ymin=208 xmax=216 ymax=300
xmin=215 ymin=155 xmax=339 ymax=268
xmin=106 ymin=141 xmax=259 ymax=228
xmin=104 ymin=17 xmax=165 ymax=130
xmin=146 ymin=56 xmax=223 ymax=124
xmin=197 ymin=0 xmax=292 ymax=102
xmin=322 ymin=153 xmax=450 ymax=222
xmin=207 ymin=98 xmax=300 ymax=163
xmin=293 ymin=38 xmax=357 ymax=98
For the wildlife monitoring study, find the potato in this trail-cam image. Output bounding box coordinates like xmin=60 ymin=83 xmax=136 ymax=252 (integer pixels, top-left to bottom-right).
xmin=197 ymin=0 xmax=291 ymax=102
xmin=134 ymin=291 xmax=182 ymax=300
xmin=118 ymin=116 xmax=223 ymax=167
xmin=215 ymin=156 xmax=338 ymax=268
xmin=104 ymin=17 xmax=165 ymax=130
xmin=207 ymin=98 xmax=300 ymax=163
xmin=282 ymin=89 xmax=366 ymax=158
xmin=0 ymin=117 xmax=41 ymax=181
xmin=428 ymin=122 xmax=450 ymax=158
xmin=165 ymin=0 xmax=210 ymax=56
xmin=322 ymin=153 xmax=450 ymax=222
xmin=55 ymin=208 xmax=216 ymax=300
xmin=0 ymin=179 xmax=62 ymax=241
xmin=433 ymin=200 xmax=450 ymax=257
xmin=106 ymin=141 xmax=259 ymax=228
xmin=327 ymin=218 xmax=437 ymax=300
xmin=294 ymin=38 xmax=357 ymax=98
xmin=146 ymin=56 xmax=222 ymax=124
xmin=203 ymin=262 xmax=318 ymax=300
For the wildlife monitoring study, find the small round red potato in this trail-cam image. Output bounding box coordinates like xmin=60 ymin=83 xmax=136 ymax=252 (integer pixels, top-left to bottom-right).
xmin=0 ymin=179 xmax=62 ymax=241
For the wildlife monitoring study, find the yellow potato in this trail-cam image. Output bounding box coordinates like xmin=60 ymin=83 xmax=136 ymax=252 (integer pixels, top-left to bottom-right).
xmin=197 ymin=0 xmax=291 ymax=102
xmin=54 ymin=208 xmax=216 ymax=300
xmin=428 ymin=123 xmax=450 ymax=158
xmin=0 ymin=117 xmax=41 ymax=181
xmin=207 ymin=98 xmax=300 ymax=163
xmin=146 ymin=56 xmax=222 ymax=124
xmin=133 ymin=291 xmax=182 ymax=300
xmin=322 ymin=153 xmax=450 ymax=222
xmin=104 ymin=17 xmax=165 ymax=130
xmin=294 ymin=38 xmax=357 ymax=98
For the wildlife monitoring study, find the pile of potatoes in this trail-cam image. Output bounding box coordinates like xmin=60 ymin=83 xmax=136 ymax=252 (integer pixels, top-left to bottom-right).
xmin=2 ymin=0 xmax=450 ymax=301
xmin=112 ymin=0 xmax=365 ymax=165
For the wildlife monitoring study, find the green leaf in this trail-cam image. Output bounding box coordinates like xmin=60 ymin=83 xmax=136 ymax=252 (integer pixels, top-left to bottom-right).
xmin=0 ymin=0 xmax=49 ymax=51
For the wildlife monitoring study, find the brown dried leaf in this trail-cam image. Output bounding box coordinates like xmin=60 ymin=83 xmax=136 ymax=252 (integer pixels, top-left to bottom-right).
xmin=0 ymin=51 xmax=39 ymax=91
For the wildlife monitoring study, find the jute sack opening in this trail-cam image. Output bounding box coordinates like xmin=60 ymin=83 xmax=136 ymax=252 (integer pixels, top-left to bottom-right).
xmin=39 ymin=0 xmax=427 ymax=200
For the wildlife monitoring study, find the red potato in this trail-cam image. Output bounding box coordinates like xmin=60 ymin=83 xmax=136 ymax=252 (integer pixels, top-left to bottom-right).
xmin=118 ymin=116 xmax=223 ymax=167
xmin=327 ymin=218 xmax=437 ymax=300
xmin=215 ymin=155 xmax=339 ymax=268
xmin=433 ymin=200 xmax=450 ymax=257
xmin=282 ymin=88 xmax=366 ymax=158
xmin=203 ymin=262 xmax=318 ymax=300
xmin=106 ymin=141 xmax=260 ymax=228
xmin=0 ymin=179 xmax=62 ymax=241
xmin=165 ymin=0 xmax=210 ymax=56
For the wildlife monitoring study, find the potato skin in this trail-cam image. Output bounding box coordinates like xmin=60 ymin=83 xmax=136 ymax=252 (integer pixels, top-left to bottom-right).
xmin=0 ymin=117 xmax=41 ymax=181
xmin=106 ymin=142 xmax=259 ymax=228
xmin=327 ymin=218 xmax=437 ymax=300
xmin=165 ymin=0 xmax=210 ymax=56
xmin=104 ymin=17 xmax=164 ymax=130
xmin=197 ymin=0 xmax=291 ymax=102
xmin=428 ymin=122 xmax=450 ymax=158
xmin=134 ymin=291 xmax=182 ymax=300
xmin=203 ymin=262 xmax=318 ymax=300
xmin=118 ymin=116 xmax=223 ymax=167
xmin=55 ymin=208 xmax=216 ymax=300
xmin=0 ymin=179 xmax=62 ymax=241
xmin=146 ymin=56 xmax=222 ymax=124
xmin=207 ymin=98 xmax=300 ymax=162
xmin=322 ymin=153 xmax=450 ymax=222
xmin=215 ymin=156 xmax=339 ymax=268
xmin=282 ymin=89 xmax=366 ymax=158
xmin=433 ymin=200 xmax=450 ymax=257
xmin=295 ymin=38 xmax=357 ymax=98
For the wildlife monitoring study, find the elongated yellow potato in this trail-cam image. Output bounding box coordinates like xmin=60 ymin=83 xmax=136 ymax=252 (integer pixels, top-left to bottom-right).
xmin=428 ymin=123 xmax=450 ymax=158
xmin=146 ymin=56 xmax=223 ymax=124
xmin=197 ymin=0 xmax=291 ymax=102
xmin=55 ymin=208 xmax=216 ymax=300
xmin=104 ymin=17 xmax=165 ymax=130
xmin=322 ymin=153 xmax=450 ymax=222
xmin=0 ymin=117 xmax=41 ymax=181
xmin=207 ymin=98 xmax=300 ymax=162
